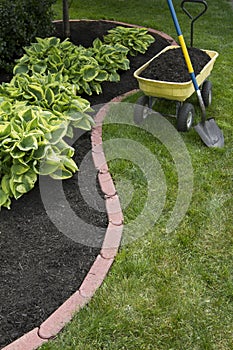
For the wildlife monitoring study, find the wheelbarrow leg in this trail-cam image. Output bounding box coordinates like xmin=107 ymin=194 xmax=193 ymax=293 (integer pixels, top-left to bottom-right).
xmin=148 ymin=96 xmax=154 ymax=109
xmin=134 ymin=95 xmax=156 ymax=124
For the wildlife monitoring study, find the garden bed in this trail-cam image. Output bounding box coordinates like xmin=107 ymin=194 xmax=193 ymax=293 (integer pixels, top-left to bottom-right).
xmin=0 ymin=20 xmax=172 ymax=348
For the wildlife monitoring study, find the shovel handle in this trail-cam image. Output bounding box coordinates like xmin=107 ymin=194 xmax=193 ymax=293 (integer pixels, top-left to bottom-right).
xmin=167 ymin=0 xmax=206 ymax=122
xmin=181 ymin=0 xmax=208 ymax=46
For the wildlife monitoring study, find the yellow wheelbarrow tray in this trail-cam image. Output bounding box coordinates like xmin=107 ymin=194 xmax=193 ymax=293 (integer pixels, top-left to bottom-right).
xmin=133 ymin=45 xmax=219 ymax=102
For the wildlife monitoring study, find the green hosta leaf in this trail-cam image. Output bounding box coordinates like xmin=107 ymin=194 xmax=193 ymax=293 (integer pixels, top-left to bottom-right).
xmin=1 ymin=138 xmax=17 ymax=152
xmin=62 ymin=157 xmax=78 ymax=173
xmin=31 ymin=63 xmax=47 ymax=74
xmin=25 ymin=117 xmax=39 ymax=132
xmin=54 ymin=72 xmax=64 ymax=83
xmin=30 ymin=42 xmax=44 ymax=53
xmin=92 ymin=38 xmax=103 ymax=50
xmin=9 ymin=149 xmax=25 ymax=159
xmin=66 ymin=110 xmax=85 ymax=122
xmin=95 ymin=70 xmax=108 ymax=82
xmin=119 ymin=59 xmax=130 ymax=70
xmin=11 ymin=169 xmax=37 ymax=198
xmin=13 ymin=64 xmax=29 ymax=75
xmin=66 ymin=125 xmax=74 ymax=139
xmin=70 ymin=96 xmax=91 ymax=112
xmin=49 ymin=166 xmax=73 ymax=180
xmin=90 ymin=81 xmax=102 ymax=95
xmin=0 ymin=101 xmax=12 ymax=114
xmin=45 ymin=88 xmax=55 ymax=106
xmin=27 ymin=84 xmax=44 ymax=101
xmin=15 ymin=184 xmax=29 ymax=195
xmin=11 ymin=120 xmax=24 ymax=134
xmin=47 ymin=123 xmax=68 ymax=144
xmin=60 ymin=40 xmax=73 ymax=51
xmin=33 ymin=144 xmax=50 ymax=160
xmin=81 ymin=65 xmax=99 ymax=82
xmin=17 ymin=54 xmax=30 ymax=64
xmin=0 ymin=189 xmax=9 ymax=207
xmin=1 ymin=175 xmax=11 ymax=196
xmin=20 ymin=108 xmax=36 ymax=122
xmin=0 ymin=122 xmax=11 ymax=139
xmin=72 ymin=116 xmax=93 ymax=130
xmin=37 ymin=110 xmax=54 ymax=131
xmin=47 ymin=37 xmax=61 ymax=47
xmin=9 ymin=179 xmax=21 ymax=199
xmin=55 ymin=140 xmax=74 ymax=157
xmin=17 ymin=134 xmax=38 ymax=151
xmin=108 ymin=72 xmax=120 ymax=82
xmin=11 ymin=161 xmax=30 ymax=175
xmin=75 ymin=80 xmax=90 ymax=95
xmin=50 ymin=53 xmax=62 ymax=65
xmin=38 ymin=159 xmax=59 ymax=175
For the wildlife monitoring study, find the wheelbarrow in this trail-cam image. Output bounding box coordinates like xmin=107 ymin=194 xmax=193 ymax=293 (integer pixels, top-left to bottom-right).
xmin=133 ymin=0 xmax=224 ymax=147
xmin=133 ymin=45 xmax=218 ymax=132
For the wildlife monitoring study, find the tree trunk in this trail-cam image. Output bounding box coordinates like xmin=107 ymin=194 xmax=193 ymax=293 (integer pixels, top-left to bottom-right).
xmin=63 ymin=0 xmax=70 ymax=38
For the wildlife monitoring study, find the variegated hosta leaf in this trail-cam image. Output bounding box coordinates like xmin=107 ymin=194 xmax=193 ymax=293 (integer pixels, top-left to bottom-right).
xmin=0 ymin=122 xmax=11 ymax=140
xmin=17 ymin=134 xmax=39 ymax=151
xmin=11 ymin=161 xmax=30 ymax=175
xmin=0 ymin=189 xmax=9 ymax=207
xmin=9 ymin=169 xmax=37 ymax=199
xmin=1 ymin=175 xmax=12 ymax=196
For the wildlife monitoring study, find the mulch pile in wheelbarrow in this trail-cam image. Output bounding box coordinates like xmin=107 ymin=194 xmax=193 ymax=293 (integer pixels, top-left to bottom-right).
xmin=140 ymin=47 xmax=211 ymax=82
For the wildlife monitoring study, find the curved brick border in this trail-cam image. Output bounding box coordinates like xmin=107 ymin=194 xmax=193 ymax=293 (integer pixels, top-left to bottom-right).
xmin=2 ymin=21 xmax=176 ymax=350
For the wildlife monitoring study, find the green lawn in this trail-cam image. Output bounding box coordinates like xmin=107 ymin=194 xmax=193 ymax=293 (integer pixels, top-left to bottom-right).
xmin=40 ymin=1 xmax=233 ymax=349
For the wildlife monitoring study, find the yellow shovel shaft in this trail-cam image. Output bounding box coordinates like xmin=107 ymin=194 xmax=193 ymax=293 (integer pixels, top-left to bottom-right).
xmin=178 ymin=34 xmax=194 ymax=74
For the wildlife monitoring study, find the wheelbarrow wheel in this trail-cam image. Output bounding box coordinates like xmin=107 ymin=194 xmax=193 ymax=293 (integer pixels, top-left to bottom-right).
xmin=134 ymin=95 xmax=149 ymax=124
xmin=177 ymin=103 xmax=194 ymax=132
xmin=201 ymin=80 xmax=212 ymax=107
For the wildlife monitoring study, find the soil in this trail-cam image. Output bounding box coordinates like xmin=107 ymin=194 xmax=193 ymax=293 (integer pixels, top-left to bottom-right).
xmin=0 ymin=20 xmax=171 ymax=348
xmin=140 ymin=47 xmax=211 ymax=82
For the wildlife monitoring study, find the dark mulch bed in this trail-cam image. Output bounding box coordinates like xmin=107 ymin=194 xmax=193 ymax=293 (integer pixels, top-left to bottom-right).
xmin=140 ymin=47 xmax=211 ymax=82
xmin=0 ymin=20 xmax=171 ymax=348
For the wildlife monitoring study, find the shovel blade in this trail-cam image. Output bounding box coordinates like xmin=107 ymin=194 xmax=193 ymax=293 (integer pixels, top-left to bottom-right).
xmin=194 ymin=118 xmax=224 ymax=148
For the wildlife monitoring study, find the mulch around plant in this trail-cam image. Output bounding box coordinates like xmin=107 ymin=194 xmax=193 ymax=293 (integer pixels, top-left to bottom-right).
xmin=0 ymin=20 xmax=172 ymax=348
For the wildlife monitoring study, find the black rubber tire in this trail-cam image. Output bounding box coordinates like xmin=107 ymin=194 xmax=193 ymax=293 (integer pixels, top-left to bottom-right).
xmin=177 ymin=103 xmax=194 ymax=132
xmin=134 ymin=95 xmax=149 ymax=124
xmin=201 ymin=80 xmax=212 ymax=107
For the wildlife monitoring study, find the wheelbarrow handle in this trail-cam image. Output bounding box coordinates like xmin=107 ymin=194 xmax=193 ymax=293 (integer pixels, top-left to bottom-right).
xmin=181 ymin=0 xmax=208 ymax=46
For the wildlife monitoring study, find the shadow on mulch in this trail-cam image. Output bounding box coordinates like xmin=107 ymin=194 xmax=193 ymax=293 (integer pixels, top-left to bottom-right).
xmin=0 ymin=20 xmax=171 ymax=348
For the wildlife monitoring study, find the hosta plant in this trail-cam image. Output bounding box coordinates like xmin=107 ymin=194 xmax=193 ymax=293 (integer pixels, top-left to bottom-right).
xmin=103 ymin=26 xmax=155 ymax=56
xmin=13 ymin=36 xmax=122 ymax=95
xmin=0 ymin=72 xmax=94 ymax=137
xmin=0 ymin=96 xmax=93 ymax=209
xmin=88 ymin=38 xmax=129 ymax=82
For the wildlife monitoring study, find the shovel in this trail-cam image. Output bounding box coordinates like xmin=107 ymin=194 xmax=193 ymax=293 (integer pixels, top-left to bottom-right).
xmin=167 ymin=0 xmax=224 ymax=148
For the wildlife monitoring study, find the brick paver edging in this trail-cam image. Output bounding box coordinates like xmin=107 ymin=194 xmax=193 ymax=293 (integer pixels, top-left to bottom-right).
xmin=2 ymin=20 xmax=176 ymax=350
